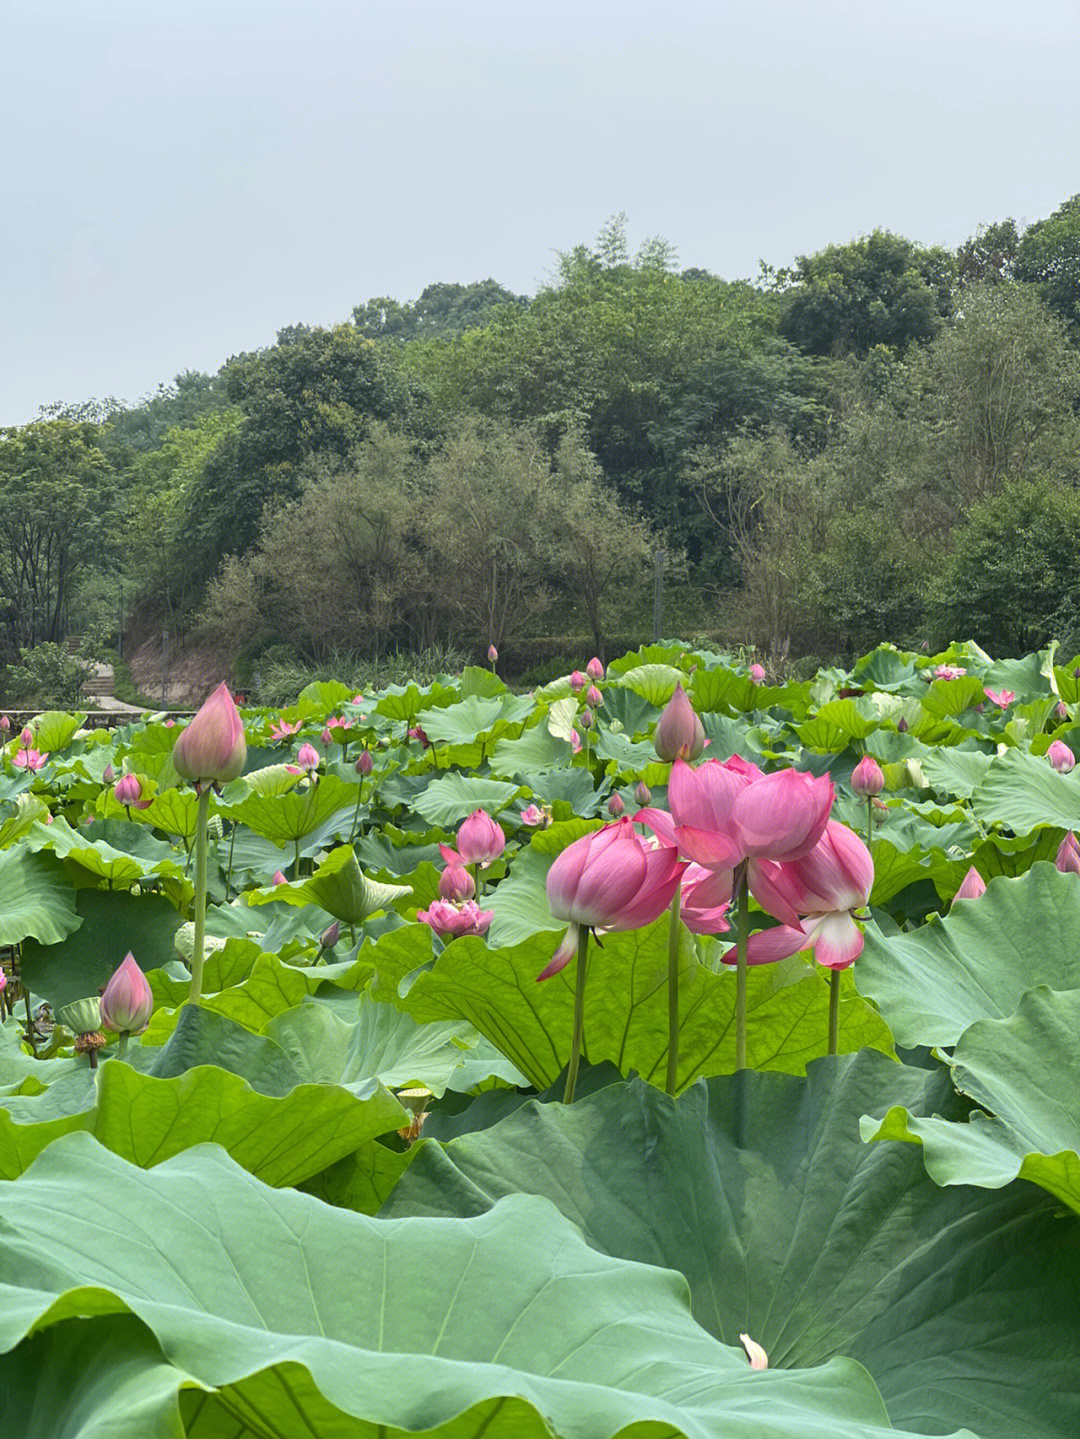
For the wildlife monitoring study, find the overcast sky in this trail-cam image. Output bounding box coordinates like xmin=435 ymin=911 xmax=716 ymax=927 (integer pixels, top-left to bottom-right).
xmin=3 ymin=0 xmax=1078 ymax=425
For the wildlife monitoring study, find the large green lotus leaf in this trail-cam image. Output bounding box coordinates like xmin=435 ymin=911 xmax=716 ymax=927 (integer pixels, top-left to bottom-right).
xmin=599 ymin=685 xmax=660 ymax=736
xmin=983 ymin=649 xmax=1056 ymax=696
xmin=0 ymin=1132 xmax=932 ymax=1439
xmin=0 ymin=846 xmax=79 ymax=948
xmin=863 ymin=986 xmax=1080 ymax=1213
xmin=18 ymin=886 xmax=179 ymax=1009
xmin=852 ymin=645 xmax=919 ymax=691
xmin=132 ymin=786 xmax=203 ymax=842
xmin=372 ymin=677 xmax=457 ymax=722
xmin=245 ymin=843 xmax=411 ymax=924
xmin=148 ymin=938 xmax=263 ymax=1006
xmin=296 ymin=677 xmax=355 ymax=714
xmin=383 ymin=1053 xmax=1076 ymax=1439
xmin=489 ymin=720 xmax=572 ymax=773
xmin=868 ymin=838 xmax=969 ymax=905
xmin=408 ymin=772 xmax=523 ymax=827
xmin=797 ymin=699 xmax=878 ymax=751
xmin=0 ymin=791 xmax=49 ymax=847
xmin=916 ymin=746 xmax=993 ymax=798
xmin=24 ymin=815 xmax=186 ymax=888
xmin=857 ymin=864 xmax=1080 ymax=1047
xmin=144 ymin=952 xmax=332 ymax=1039
xmin=30 ymin=709 xmax=86 ymax=752
xmin=370 ymin=916 xmax=892 ymax=1091
xmin=619 ymin=662 xmax=684 ymax=706
xmin=520 ymin=765 xmax=606 ymax=816
xmin=266 ymin=992 xmax=526 ymax=1096
xmin=971 ymin=747 xmax=1080 ymax=830
xmin=419 ymin=692 xmax=532 ymax=746
xmin=223 ymin=773 xmax=355 ymax=844
xmin=920 ymin=674 xmax=985 ymax=718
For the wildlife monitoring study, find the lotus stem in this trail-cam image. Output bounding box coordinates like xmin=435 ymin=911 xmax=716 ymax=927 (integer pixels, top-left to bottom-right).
xmin=187 ymin=786 xmax=212 ymax=1006
xmin=865 ymin=794 xmax=873 ymax=853
xmin=348 ymin=779 xmax=364 ymax=845
xmin=293 ymin=836 xmax=301 ymax=879
xmin=24 ymin=992 xmax=37 ymax=1058
xmin=224 ymin=823 xmax=237 ymax=901
xmin=666 ymin=883 xmax=682 ymax=1097
xmin=828 ymin=968 xmax=841 ymax=1055
xmin=118 ymin=1032 xmax=129 ymax=1058
xmin=735 ymin=867 xmax=749 ymax=1070
xmin=564 ymin=926 xmax=590 ymax=1104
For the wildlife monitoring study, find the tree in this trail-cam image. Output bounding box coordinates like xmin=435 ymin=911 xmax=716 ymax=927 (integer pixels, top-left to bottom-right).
xmin=1015 ymin=194 xmax=1080 ymax=338
xmin=353 ymin=281 xmax=527 ymax=341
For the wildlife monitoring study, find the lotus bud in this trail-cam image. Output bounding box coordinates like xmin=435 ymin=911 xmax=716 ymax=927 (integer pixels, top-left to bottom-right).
xmin=407 ymin=725 xmax=430 ymax=748
xmin=571 ymin=729 xmax=582 ymax=753
xmin=1047 ymin=740 xmax=1075 ymax=773
xmin=0 ymin=715 xmax=8 ymax=731
xmin=851 ymin=755 xmax=884 ymax=796
xmin=585 ymin=685 xmax=603 ymax=708
xmin=953 ymin=867 xmax=986 ymax=903
xmin=897 ymin=716 xmax=909 ymax=733
xmin=296 ymin=742 xmax=320 ymax=771
xmin=1056 ymin=832 xmax=1080 ymax=876
xmin=487 ymin=644 xmax=498 ymax=662
xmin=356 ymin=749 xmax=374 ymax=776
xmin=570 ymin=670 xmax=586 ymax=691
xmin=272 ymin=870 xmax=288 ymax=885
xmin=1073 ymin=668 xmax=1080 ymax=680
xmin=320 ymin=921 xmax=341 ymax=949
xmin=321 ymin=727 xmax=333 ymax=747
xmin=20 ymin=727 xmax=33 ymax=748
xmin=1057 ymin=701 xmax=1069 ymax=720
xmin=102 ymin=763 xmax=115 ymax=783
xmin=172 ymin=682 xmax=246 ymax=785
xmin=580 ymin=707 xmax=594 ymax=730
xmin=607 ymin=792 xmax=625 ymax=816
xmin=653 ymin=683 xmax=705 ymax=763
xmin=456 ymin=809 xmax=506 ymax=866
xmin=749 ymin=664 xmax=766 ymax=684
xmin=586 ymin=657 xmax=604 ymax=681
xmin=99 ymin=953 xmax=154 ymax=1035
xmin=113 ymin=773 xmax=142 ymax=806
xmin=439 ymin=864 xmax=475 ymax=902
xmin=634 ymin=780 xmax=651 ymax=806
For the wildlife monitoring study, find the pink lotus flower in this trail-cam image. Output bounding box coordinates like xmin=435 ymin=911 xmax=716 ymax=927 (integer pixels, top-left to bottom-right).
xmin=653 ymin=684 xmax=705 ymax=764
xmin=407 ymin=724 xmax=429 ymax=748
xmin=1056 ymin=832 xmax=1080 ymax=876
xmin=740 ymin=1334 xmax=768 ymax=1371
xmin=103 ymin=764 xmax=115 ymax=783
xmin=570 ymin=670 xmax=586 ymax=691
xmin=99 ymin=953 xmax=154 ymax=1035
xmin=520 ymin=803 xmax=547 ymax=827
xmin=327 ymin=715 xmax=349 ymax=731
xmin=607 ymin=792 xmax=625 ymax=816
xmin=439 ymin=863 xmax=476 ymax=902
xmin=0 ymin=715 xmax=8 ymax=731
xmin=272 ymin=870 xmax=288 ymax=885
xmin=356 ymin=749 xmax=374 ymax=775
xmin=681 ymin=863 xmax=732 ymax=935
xmin=539 ymin=818 xmax=685 ymax=980
xmin=417 ymin=898 xmax=494 ymax=940
xmin=727 ymin=820 xmax=873 ymax=970
xmin=851 ymin=755 xmax=884 ymax=797
xmin=320 ymin=727 xmax=333 ymax=746
xmin=296 ymin=742 xmax=320 ymax=771
xmin=113 ymin=773 xmax=142 ymax=806
xmin=732 ymin=766 xmax=834 ymax=863
xmin=164 ymin=719 xmax=176 ymax=728
xmin=172 ymin=683 xmax=247 ymax=784
xmin=457 ymin=809 xmax=506 ymax=867
xmin=586 ymin=684 xmax=603 ymax=708
xmin=570 ymin=729 xmax=582 ymax=754
xmin=1048 ymin=740 xmax=1075 ymax=773
xmin=933 ymin=665 xmax=966 ymax=681
xmin=269 ymin=719 xmax=302 ymax=742
xmin=13 ymin=748 xmax=46 ymax=771
xmin=487 ymin=643 xmax=498 ymax=662
xmin=586 ymin=657 xmax=604 ymax=681
xmin=638 ymin=755 xmax=757 ymax=869
xmin=749 ymin=664 xmax=766 ymax=684
xmin=984 ymin=688 xmax=1015 ymax=708
xmin=953 ymin=867 xmax=986 ymax=903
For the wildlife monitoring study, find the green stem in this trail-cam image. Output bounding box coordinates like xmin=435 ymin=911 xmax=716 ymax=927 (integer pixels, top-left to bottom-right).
xmin=666 ymin=884 xmax=682 ymax=1096
xmin=23 ymin=991 xmax=37 ymax=1057
xmin=224 ymin=824 xmax=237 ymax=902
xmin=348 ymin=778 xmax=365 ymax=845
xmin=293 ymin=836 xmax=301 ymax=879
xmin=187 ymin=787 xmax=212 ymax=1006
xmin=564 ymin=927 xmax=590 ymax=1104
xmin=735 ymin=868 xmax=749 ymax=1071
xmin=828 ymin=968 xmax=841 ymax=1056
xmin=865 ymin=794 xmax=873 ymax=853
xmin=118 ymin=1032 xmax=129 ymax=1059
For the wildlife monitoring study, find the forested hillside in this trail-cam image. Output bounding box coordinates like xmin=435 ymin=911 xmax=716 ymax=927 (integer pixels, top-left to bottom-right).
xmin=4 ymin=197 xmax=1080 ymax=694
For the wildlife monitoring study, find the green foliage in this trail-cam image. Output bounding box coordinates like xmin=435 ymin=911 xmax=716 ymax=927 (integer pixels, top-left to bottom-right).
xmin=3 ymin=641 xmax=96 ymax=708
xmin=1015 ymin=192 xmax=1080 ymax=337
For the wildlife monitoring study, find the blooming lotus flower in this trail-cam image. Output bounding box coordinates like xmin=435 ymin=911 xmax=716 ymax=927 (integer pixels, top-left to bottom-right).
xmin=13 ymin=748 xmax=46 ymax=771
xmin=934 ymin=664 xmax=966 ymax=681
xmin=607 ymin=792 xmax=625 ymax=816
xmin=456 ymin=809 xmax=506 ymax=867
xmin=728 ymin=820 xmax=873 ymax=970
xmin=539 ymin=818 xmax=685 ymax=980
xmin=356 ymin=749 xmax=374 ymax=775
xmin=417 ymin=898 xmax=494 ymax=941
xmin=487 ymin=643 xmax=498 ymax=662
xmin=296 ymin=742 xmax=320 ymax=771
xmin=172 ymin=683 xmax=247 ymax=784
xmin=1048 ymin=740 xmax=1075 ymax=773
xmin=439 ymin=863 xmax=476 ymax=902
xmin=269 ymin=719 xmax=302 ymax=742
xmin=639 ymin=755 xmax=757 ymax=869
xmin=520 ymin=803 xmax=546 ymax=827
xmin=653 ymin=684 xmax=705 ymax=764
xmin=1056 ymin=832 xmax=1080 ymax=876
xmin=586 ymin=657 xmax=604 ymax=681
xmin=749 ymin=664 xmax=766 ymax=684
xmin=99 ymin=953 xmax=154 ymax=1035
xmin=570 ymin=670 xmax=586 ymax=691
xmin=113 ymin=773 xmax=142 ymax=806
xmin=851 ymin=756 xmax=884 ymax=797
xmin=586 ymin=684 xmax=603 ymax=708
xmin=953 ymin=867 xmax=986 ymax=903
xmin=681 ymin=863 xmax=732 ymax=935
xmin=326 ymin=715 xmax=349 ymax=731
xmin=272 ymin=870 xmax=288 ymax=886
xmin=985 ymin=688 xmax=1015 ymax=708
xmin=731 ymin=766 xmax=834 ymax=864
xmin=634 ymin=781 xmax=651 ymax=806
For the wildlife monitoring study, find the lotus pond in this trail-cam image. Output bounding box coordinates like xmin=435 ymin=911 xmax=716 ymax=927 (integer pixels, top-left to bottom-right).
xmin=0 ymin=639 xmax=1078 ymax=1439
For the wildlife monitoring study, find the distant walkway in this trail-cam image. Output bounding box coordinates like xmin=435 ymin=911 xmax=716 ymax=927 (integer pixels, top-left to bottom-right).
xmin=80 ymin=661 xmax=145 ymax=714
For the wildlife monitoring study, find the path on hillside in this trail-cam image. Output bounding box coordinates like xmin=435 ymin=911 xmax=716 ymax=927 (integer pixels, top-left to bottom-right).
xmin=81 ymin=661 xmax=145 ymax=714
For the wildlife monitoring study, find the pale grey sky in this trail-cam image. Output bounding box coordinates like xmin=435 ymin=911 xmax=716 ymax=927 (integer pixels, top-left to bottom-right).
xmin=3 ymin=0 xmax=1078 ymax=425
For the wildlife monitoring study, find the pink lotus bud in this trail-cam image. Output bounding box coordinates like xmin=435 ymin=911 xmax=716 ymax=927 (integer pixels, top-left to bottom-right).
xmin=739 ymin=1334 xmax=769 ymax=1370
xmin=321 ymin=727 xmax=333 ymax=747
xmin=102 ymin=764 xmax=115 ymax=783
xmin=586 ymin=685 xmax=603 ymax=708
xmin=296 ymin=742 xmax=320 ymax=771
xmin=607 ymin=792 xmax=625 ymax=816
xmin=99 ymin=953 xmax=154 ymax=1035
xmin=20 ymin=727 xmax=33 ymax=748
xmin=653 ymin=684 xmax=705 ymax=764
xmin=851 ymin=755 xmax=884 ymax=797
xmin=1073 ymin=667 xmax=1080 ymax=680
xmin=172 ymin=682 xmax=247 ymax=784
xmin=953 ymin=867 xmax=986 ymax=903
xmin=487 ymin=643 xmax=498 ymax=662
xmin=1056 ymin=832 xmax=1080 ymax=876
xmin=113 ymin=773 xmax=142 ymax=806
xmin=897 ymin=716 xmax=909 ymax=733
xmin=439 ymin=864 xmax=476 ymax=901
xmin=417 ymin=898 xmax=494 ymax=940
xmin=749 ymin=664 xmax=766 ymax=684
xmin=520 ymin=803 xmax=546 ymax=827
xmin=570 ymin=670 xmax=586 ymax=691
xmin=586 ymin=657 xmax=604 ymax=681
xmin=352 ymin=693 xmax=364 ymax=704
xmin=0 ymin=715 xmax=9 ymax=731
xmin=571 ymin=729 xmax=582 ymax=753
xmin=580 ymin=707 xmax=594 ymax=730
xmin=457 ymin=809 xmax=506 ymax=867
xmin=320 ymin=921 xmax=341 ymax=948
xmin=0 ymin=970 xmax=5 ymax=994
xmin=272 ymin=870 xmax=288 ymax=885
xmin=634 ymin=781 xmax=651 ymax=806
xmin=1048 ymin=740 xmax=1075 ymax=773
xmin=356 ymin=749 xmax=374 ymax=776
xmin=1057 ymin=701 xmax=1069 ymax=720
xmin=163 ymin=719 xmax=176 ymax=728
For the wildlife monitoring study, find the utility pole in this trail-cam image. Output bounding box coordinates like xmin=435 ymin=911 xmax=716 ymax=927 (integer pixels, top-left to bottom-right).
xmin=652 ymin=548 xmax=665 ymax=643
xmin=161 ymin=629 xmax=169 ymax=711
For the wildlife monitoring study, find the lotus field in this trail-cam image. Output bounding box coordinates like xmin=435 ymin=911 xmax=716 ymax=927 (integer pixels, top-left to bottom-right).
xmin=2 ymin=639 xmax=1080 ymax=1439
